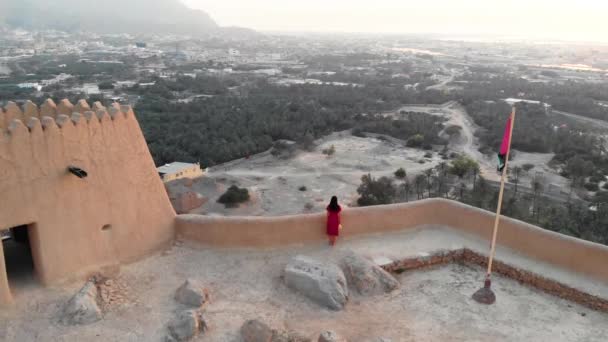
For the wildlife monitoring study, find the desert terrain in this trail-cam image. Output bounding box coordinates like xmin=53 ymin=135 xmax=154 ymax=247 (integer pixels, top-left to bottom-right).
xmin=169 ymin=102 xmax=573 ymax=216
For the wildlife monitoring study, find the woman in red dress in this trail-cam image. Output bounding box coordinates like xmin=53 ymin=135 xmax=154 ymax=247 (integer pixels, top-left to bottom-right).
xmin=326 ymin=196 xmax=342 ymax=246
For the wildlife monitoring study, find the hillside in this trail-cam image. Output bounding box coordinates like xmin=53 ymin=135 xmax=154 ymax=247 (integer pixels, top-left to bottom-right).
xmin=0 ymin=0 xmax=218 ymax=35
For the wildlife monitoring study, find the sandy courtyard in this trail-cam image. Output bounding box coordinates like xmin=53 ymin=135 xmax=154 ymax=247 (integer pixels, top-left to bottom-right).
xmin=1 ymin=227 xmax=607 ymax=341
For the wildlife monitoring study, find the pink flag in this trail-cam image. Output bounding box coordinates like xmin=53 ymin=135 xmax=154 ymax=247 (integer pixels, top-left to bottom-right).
xmin=499 ymin=117 xmax=512 ymax=156
xmin=497 ymin=117 xmax=512 ymax=171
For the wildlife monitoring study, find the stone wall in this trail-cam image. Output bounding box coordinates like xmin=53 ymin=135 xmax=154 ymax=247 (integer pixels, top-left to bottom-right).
xmin=176 ymin=198 xmax=608 ymax=284
xmin=382 ymin=248 xmax=608 ymax=313
xmin=0 ymin=99 xmax=176 ymax=305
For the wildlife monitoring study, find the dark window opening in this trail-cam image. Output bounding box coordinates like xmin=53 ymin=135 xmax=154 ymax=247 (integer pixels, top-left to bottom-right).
xmin=2 ymin=224 xmax=37 ymax=289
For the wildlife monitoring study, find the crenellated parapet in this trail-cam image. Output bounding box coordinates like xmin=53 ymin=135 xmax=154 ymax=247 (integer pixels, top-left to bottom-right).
xmin=0 ymin=97 xmax=175 ymax=295
xmin=0 ymin=99 xmax=136 ymax=137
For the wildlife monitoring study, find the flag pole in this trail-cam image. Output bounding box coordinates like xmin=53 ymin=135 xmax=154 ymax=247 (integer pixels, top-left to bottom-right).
xmin=472 ymin=106 xmax=516 ymax=305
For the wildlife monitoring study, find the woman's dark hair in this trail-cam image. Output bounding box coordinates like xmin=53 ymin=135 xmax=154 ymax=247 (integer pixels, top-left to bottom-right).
xmin=327 ymin=196 xmax=340 ymax=212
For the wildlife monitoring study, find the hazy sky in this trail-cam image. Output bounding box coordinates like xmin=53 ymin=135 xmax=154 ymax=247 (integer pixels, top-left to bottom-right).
xmin=182 ymin=0 xmax=608 ymax=42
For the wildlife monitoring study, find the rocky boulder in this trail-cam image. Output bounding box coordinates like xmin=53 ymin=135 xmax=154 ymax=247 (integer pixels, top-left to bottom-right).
xmin=284 ymin=256 xmax=348 ymax=311
xmin=60 ymin=281 xmax=102 ymax=325
xmin=241 ymin=319 xmax=273 ymax=342
xmin=340 ymin=252 xmax=399 ymax=296
xmin=272 ymin=330 xmax=312 ymax=342
xmin=166 ymin=310 xmax=208 ymax=342
xmin=318 ymin=331 xmax=347 ymax=342
xmin=174 ymin=279 xmax=209 ymax=308
xmin=241 ymin=319 xmax=311 ymax=342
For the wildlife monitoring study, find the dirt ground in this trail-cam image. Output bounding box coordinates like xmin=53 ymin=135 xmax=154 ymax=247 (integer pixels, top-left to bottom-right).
xmin=177 ymin=131 xmax=442 ymax=216
xmin=1 ymin=227 xmax=607 ymax=341
xmin=170 ymin=101 xmax=573 ymax=216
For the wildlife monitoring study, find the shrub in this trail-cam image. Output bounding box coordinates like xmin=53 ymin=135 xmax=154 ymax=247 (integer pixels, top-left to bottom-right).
xmin=450 ymin=156 xmax=480 ymax=179
xmin=271 ymin=140 xmax=296 ymax=159
xmin=322 ymin=145 xmax=336 ymax=156
xmin=298 ymin=186 xmax=307 ymax=191
xmin=357 ymin=174 xmax=396 ymax=206
xmin=406 ymin=134 xmax=424 ymax=148
xmin=297 ymin=133 xmax=315 ymax=152
xmin=589 ymin=173 xmax=605 ymax=183
xmin=522 ymin=163 xmax=535 ymax=172
xmin=444 ymin=125 xmax=462 ymax=137
xmin=584 ymin=182 xmax=599 ymax=192
xmin=98 ymin=81 xmax=115 ymax=90
xmin=351 ymin=128 xmax=366 ymax=137
xmin=394 ymin=168 xmax=407 ymax=179
xmin=217 ymin=185 xmax=250 ymax=208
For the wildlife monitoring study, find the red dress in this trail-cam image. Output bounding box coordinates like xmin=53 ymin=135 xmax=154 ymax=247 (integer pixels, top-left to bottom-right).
xmin=326 ymin=207 xmax=342 ymax=236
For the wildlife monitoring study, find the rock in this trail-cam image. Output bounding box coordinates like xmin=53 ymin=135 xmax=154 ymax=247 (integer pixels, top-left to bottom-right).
xmin=60 ymin=281 xmax=102 ymax=325
xmin=241 ymin=319 xmax=312 ymax=342
xmin=340 ymin=252 xmax=399 ymax=296
xmin=166 ymin=310 xmax=207 ymax=341
xmin=284 ymin=256 xmax=348 ymax=310
xmin=175 ymin=279 xmax=209 ymax=308
xmin=318 ymin=331 xmax=346 ymax=342
xmin=272 ymin=330 xmax=312 ymax=342
xmin=241 ymin=319 xmax=273 ymax=342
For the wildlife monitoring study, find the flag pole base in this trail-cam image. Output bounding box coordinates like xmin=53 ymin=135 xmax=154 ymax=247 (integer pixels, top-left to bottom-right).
xmin=472 ymin=278 xmax=496 ymax=305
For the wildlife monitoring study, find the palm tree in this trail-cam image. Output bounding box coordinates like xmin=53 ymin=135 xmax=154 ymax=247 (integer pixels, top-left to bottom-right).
xmin=414 ymin=174 xmax=427 ymax=200
xmin=424 ymin=168 xmax=434 ymax=198
xmin=435 ymin=162 xmax=449 ymax=197
xmin=511 ymin=166 xmax=522 ymax=195
xmin=402 ymin=177 xmax=411 ymax=202
xmin=531 ymin=173 xmax=545 ymax=222
xmin=471 ymin=163 xmax=480 ymax=190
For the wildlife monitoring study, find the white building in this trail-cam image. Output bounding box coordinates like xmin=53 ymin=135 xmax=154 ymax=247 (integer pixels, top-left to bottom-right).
xmin=157 ymin=162 xmax=205 ymax=182
xmin=17 ymin=82 xmax=42 ymax=91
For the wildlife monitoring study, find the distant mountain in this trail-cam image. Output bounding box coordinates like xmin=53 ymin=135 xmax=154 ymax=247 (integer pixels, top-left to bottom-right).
xmin=0 ymin=0 xmax=219 ymax=35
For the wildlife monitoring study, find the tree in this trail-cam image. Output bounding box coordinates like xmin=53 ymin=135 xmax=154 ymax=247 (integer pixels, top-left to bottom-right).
xmin=424 ymin=168 xmax=434 ymax=198
xmin=435 ymin=161 xmax=449 ymax=197
xmin=450 ymin=156 xmax=479 ymax=180
xmin=414 ymin=174 xmax=427 ymax=200
xmin=531 ymin=173 xmax=546 ymax=222
xmin=565 ymin=156 xmax=594 ymax=186
xmin=394 ymin=168 xmax=407 ymax=179
xmin=357 ymin=174 xmax=396 ymax=206
xmin=297 ymin=132 xmax=315 ymax=151
xmin=459 ymin=183 xmax=466 ymax=201
xmin=470 ymin=176 xmax=490 ymax=208
xmin=471 ymin=162 xmax=480 ymax=190
xmin=217 ymin=185 xmax=250 ymax=208
xmin=402 ymin=177 xmax=412 ymax=202
xmin=510 ymin=166 xmax=522 ymax=195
